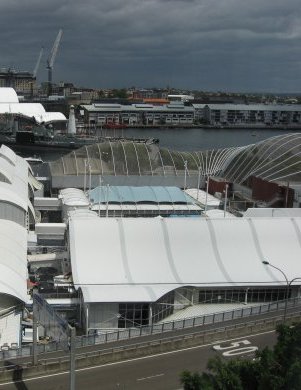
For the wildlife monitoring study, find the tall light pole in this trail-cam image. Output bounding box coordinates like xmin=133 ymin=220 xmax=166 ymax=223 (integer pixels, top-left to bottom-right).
xmin=184 ymin=160 xmax=188 ymax=190
xmin=84 ymin=159 xmax=87 ymax=193
xmin=262 ymin=260 xmax=289 ymax=321
xmin=204 ymin=175 xmax=210 ymax=213
xmin=223 ymin=183 xmax=229 ymax=218
xmin=197 ymin=166 xmax=201 ymax=201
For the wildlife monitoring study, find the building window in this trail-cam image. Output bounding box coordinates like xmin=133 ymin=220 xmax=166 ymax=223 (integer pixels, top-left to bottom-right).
xmin=118 ymin=303 xmax=149 ymax=328
xmin=198 ymin=288 xmax=288 ymax=304
xmin=152 ymin=291 xmax=174 ymax=323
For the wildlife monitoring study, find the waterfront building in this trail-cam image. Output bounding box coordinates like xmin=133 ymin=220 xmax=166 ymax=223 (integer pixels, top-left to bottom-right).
xmin=81 ymin=101 xmax=301 ymax=128
xmin=80 ymin=102 xmax=195 ymax=127
xmin=192 ymin=103 xmax=301 ymax=126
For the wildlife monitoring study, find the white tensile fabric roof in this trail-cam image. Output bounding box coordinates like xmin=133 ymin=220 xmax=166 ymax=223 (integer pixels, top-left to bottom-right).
xmin=184 ymin=188 xmax=221 ymax=207
xmin=0 ymin=103 xmax=66 ymax=124
xmin=69 ymin=215 xmax=301 ymax=303
xmin=59 ymin=188 xmax=89 ymax=207
xmin=0 ymin=220 xmax=27 ymax=302
xmin=0 ymin=145 xmax=32 ymax=211
xmin=0 ymin=88 xmax=18 ymax=103
xmin=244 ymin=208 xmax=301 ymax=218
xmin=0 ymin=88 xmax=66 ymax=123
xmin=204 ymin=209 xmax=236 ymax=218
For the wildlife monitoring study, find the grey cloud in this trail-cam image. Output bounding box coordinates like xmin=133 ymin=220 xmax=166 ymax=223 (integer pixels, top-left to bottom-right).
xmin=0 ymin=0 xmax=300 ymax=91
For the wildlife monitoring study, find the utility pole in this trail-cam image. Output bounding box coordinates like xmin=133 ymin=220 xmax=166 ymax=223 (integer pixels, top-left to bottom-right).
xmin=184 ymin=160 xmax=188 ymax=190
xmin=32 ymin=291 xmax=38 ymax=366
xmin=69 ymin=325 xmax=76 ymax=390
xmin=224 ymin=183 xmax=229 ymax=218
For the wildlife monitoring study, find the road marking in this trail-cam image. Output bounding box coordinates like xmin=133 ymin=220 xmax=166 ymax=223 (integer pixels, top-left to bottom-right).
xmin=222 ymin=346 xmax=258 ymax=356
xmin=137 ymin=373 xmax=164 ymax=381
xmin=213 ymin=339 xmax=251 ymax=351
xmin=213 ymin=339 xmax=259 ymax=357
xmin=0 ymin=329 xmax=276 ymax=386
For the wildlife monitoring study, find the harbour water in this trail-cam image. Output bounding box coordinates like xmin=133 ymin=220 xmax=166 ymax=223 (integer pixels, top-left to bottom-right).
xmin=26 ymin=127 xmax=300 ymax=161
xmin=123 ymin=127 xmax=297 ymax=151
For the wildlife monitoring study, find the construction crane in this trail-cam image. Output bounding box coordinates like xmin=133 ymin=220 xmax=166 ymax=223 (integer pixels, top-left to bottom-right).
xmin=46 ymin=29 xmax=63 ymax=96
xmin=33 ymin=47 xmax=44 ymax=78
xmin=29 ymin=47 xmax=44 ymax=99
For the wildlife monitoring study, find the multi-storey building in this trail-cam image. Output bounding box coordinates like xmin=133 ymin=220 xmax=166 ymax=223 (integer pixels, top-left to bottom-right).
xmin=81 ymin=103 xmax=195 ymax=126
xmin=193 ymin=104 xmax=301 ymax=126
xmin=0 ymin=68 xmax=37 ymax=96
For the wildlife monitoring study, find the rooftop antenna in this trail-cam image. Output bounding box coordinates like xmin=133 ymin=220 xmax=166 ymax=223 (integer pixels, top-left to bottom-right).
xmin=46 ymin=29 xmax=63 ymax=96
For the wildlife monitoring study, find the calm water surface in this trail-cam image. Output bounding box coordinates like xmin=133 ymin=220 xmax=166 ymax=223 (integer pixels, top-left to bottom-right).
xmin=123 ymin=127 xmax=297 ymax=151
xmin=38 ymin=127 xmax=299 ymax=161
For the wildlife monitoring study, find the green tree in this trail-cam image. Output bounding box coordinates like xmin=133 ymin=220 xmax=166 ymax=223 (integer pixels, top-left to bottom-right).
xmin=179 ymin=323 xmax=301 ymax=390
xmin=109 ymin=89 xmax=128 ymax=99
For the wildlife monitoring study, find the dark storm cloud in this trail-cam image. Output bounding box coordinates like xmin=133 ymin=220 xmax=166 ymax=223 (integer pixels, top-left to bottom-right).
xmin=0 ymin=0 xmax=300 ymax=92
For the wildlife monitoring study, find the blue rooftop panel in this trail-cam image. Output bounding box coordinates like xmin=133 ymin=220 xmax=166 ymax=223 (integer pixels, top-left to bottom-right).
xmin=89 ymin=186 xmax=194 ymax=204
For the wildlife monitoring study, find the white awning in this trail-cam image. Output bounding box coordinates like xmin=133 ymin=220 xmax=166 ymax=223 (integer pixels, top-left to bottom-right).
xmin=69 ymin=216 xmax=301 ymax=303
xmin=28 ymin=174 xmax=43 ymax=191
xmin=0 ymin=220 xmax=27 ymax=302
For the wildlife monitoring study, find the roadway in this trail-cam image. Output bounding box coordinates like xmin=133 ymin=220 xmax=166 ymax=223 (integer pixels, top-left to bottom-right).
xmin=0 ymin=330 xmax=277 ymax=390
xmin=4 ymin=306 xmax=299 ymax=369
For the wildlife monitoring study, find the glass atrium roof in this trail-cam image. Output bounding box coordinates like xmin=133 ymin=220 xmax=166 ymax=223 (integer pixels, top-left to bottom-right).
xmin=49 ymin=141 xmax=239 ymax=178
xmin=49 ymin=133 xmax=301 ymax=184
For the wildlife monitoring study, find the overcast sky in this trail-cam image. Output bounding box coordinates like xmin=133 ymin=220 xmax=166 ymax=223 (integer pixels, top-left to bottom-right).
xmin=0 ymin=0 xmax=301 ymax=93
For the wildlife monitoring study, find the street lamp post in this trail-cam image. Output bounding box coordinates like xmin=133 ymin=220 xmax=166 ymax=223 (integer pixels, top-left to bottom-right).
xmin=184 ymin=160 xmax=188 ymax=190
xmin=288 ymin=277 xmax=301 ymax=304
xmin=223 ymin=183 xmax=229 ymax=218
xmin=205 ymin=176 xmax=210 ymax=213
xmin=262 ymin=260 xmax=289 ymax=322
xmin=197 ymin=166 xmax=201 ymax=201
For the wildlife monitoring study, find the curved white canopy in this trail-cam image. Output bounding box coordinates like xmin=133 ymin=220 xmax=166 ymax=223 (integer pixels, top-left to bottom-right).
xmin=60 ymin=188 xmax=89 ymax=207
xmin=0 ymin=88 xmax=18 ymax=103
xmin=0 ymin=103 xmax=66 ymax=124
xmin=0 ymin=144 xmax=17 ymax=166
xmin=0 ymin=146 xmax=32 ymax=211
xmin=69 ymin=216 xmax=301 ymax=303
xmin=0 ymin=220 xmax=27 ymax=302
xmin=0 ymin=88 xmax=66 ymax=124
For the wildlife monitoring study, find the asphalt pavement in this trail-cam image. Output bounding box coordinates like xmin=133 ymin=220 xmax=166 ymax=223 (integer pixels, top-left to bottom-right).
xmin=0 ymin=330 xmax=277 ymax=390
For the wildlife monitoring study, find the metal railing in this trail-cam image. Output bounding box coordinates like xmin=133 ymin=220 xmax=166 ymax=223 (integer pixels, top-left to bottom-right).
xmin=1 ymin=311 xmax=301 ymax=378
xmin=1 ymin=296 xmax=301 ymax=361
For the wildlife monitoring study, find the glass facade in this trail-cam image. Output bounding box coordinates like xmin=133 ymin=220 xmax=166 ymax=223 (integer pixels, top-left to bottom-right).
xmin=114 ymin=287 xmax=294 ymax=329
xmin=198 ymin=288 xmax=288 ymax=304
xmin=118 ymin=303 xmax=149 ymax=328
xmin=152 ymin=291 xmax=175 ymax=323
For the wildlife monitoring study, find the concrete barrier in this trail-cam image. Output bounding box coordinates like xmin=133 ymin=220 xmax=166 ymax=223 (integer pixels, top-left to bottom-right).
xmin=1 ymin=314 xmax=300 ymax=383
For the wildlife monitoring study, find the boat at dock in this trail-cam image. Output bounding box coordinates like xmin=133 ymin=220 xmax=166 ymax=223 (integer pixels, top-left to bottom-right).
xmin=0 ymin=130 xmax=159 ymax=155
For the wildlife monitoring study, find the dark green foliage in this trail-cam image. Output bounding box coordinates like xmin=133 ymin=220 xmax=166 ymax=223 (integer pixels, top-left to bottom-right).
xmin=180 ymin=370 xmax=204 ymax=390
xmin=179 ymin=323 xmax=301 ymax=390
